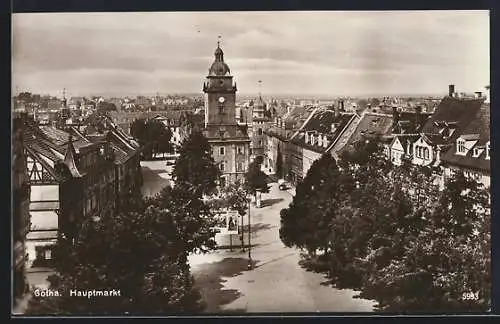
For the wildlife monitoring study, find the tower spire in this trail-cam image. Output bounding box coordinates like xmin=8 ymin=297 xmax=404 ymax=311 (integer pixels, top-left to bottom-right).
xmin=217 ymin=35 xmax=221 ymax=48
xmin=258 ymin=80 xmax=262 ymax=100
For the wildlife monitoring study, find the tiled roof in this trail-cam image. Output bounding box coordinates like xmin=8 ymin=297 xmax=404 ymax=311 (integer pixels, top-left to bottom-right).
xmin=344 ymin=112 xmax=393 ymax=149
xmin=285 ymin=106 xmax=317 ymax=130
xmin=109 ymin=142 xmax=130 ymax=164
xmin=264 ymin=127 xmax=295 ymax=142
xmin=38 ymin=126 xmax=91 ymax=151
xmin=421 ymin=96 xmax=484 ymax=139
xmin=440 ymin=103 xmax=490 ymax=173
xmin=291 ymin=109 xmax=356 ymax=153
xmin=393 ymin=111 xmax=432 ymax=134
xmin=204 ymin=124 xmax=250 ymax=141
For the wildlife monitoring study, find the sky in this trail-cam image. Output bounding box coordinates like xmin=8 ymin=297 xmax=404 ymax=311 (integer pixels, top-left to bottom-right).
xmin=12 ymin=11 xmax=490 ymax=98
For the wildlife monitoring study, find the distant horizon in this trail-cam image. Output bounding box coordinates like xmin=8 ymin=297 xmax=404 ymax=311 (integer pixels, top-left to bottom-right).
xmin=12 ymin=89 xmax=472 ymax=100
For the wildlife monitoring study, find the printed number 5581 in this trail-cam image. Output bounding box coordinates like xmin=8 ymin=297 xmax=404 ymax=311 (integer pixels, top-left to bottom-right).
xmin=462 ymin=292 xmax=479 ymax=300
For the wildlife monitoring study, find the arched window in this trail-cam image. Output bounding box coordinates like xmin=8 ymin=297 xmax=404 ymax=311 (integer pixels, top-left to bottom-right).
xmin=258 ymin=128 xmax=263 ymax=136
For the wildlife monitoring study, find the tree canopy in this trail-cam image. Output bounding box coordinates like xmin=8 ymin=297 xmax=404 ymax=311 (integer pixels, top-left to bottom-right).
xmin=244 ymin=160 xmax=269 ymax=197
xmin=27 ymin=182 xmax=218 ymax=315
xmin=172 ymin=130 xmax=221 ymax=197
xmin=130 ymin=118 xmax=173 ymax=160
xmin=280 ymin=138 xmax=491 ymax=312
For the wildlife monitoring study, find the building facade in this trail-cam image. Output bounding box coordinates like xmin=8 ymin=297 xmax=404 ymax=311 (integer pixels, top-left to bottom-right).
xmin=290 ymin=106 xmax=360 ymax=177
xmin=22 ymin=122 xmax=142 ymax=267
xmin=202 ymin=43 xmax=251 ymax=187
xmin=12 ymin=112 xmax=31 ymax=302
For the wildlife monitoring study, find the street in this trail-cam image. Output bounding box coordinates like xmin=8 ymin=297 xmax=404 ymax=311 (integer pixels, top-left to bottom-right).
xmin=188 ymin=183 xmax=377 ymax=313
xmin=139 ymin=161 xmax=376 ymax=312
xmin=140 ymin=160 xmax=172 ymax=197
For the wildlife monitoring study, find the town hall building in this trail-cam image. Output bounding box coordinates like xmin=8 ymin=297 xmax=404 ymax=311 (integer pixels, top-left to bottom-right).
xmin=202 ymin=41 xmax=251 ymax=187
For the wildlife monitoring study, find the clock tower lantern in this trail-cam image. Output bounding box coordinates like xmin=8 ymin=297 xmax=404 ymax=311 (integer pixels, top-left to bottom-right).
xmin=202 ymin=40 xmax=250 ymax=187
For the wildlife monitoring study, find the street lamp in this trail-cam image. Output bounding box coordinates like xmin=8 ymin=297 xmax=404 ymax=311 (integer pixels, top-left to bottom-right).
xmin=248 ymin=189 xmax=257 ymax=270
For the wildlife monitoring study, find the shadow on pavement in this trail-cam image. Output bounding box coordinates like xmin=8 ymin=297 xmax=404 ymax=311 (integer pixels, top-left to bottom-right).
xmin=260 ymin=198 xmax=285 ymax=208
xmin=193 ymin=257 xmax=258 ymax=313
xmin=241 ymin=223 xmax=273 ymax=234
xmin=140 ymin=166 xmax=170 ymax=196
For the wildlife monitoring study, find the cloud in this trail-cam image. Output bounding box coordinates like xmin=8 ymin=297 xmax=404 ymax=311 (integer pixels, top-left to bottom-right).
xmin=12 ymin=11 xmax=489 ymax=96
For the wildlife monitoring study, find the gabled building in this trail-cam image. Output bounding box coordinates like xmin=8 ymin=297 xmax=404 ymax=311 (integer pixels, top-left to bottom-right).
xmin=440 ymin=101 xmax=490 ymax=188
xmin=23 ymin=125 xmax=117 ymax=267
xmin=389 ymin=85 xmax=486 ymax=168
xmin=291 ymin=105 xmax=360 ymax=178
xmin=340 ymin=111 xmax=394 ymax=159
xmin=12 ymin=112 xmax=31 ymax=303
xmin=391 ymin=106 xmax=433 ymax=134
xmin=264 ymin=105 xmax=316 ymax=183
xmin=388 ymin=134 xmax=420 ymax=166
xmin=247 ymin=94 xmax=272 ymax=162
xmin=202 ymin=42 xmax=251 ymax=187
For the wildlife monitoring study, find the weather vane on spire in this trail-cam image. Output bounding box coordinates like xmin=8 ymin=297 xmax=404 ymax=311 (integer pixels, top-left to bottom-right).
xmin=217 ymin=35 xmax=221 ymax=47
xmin=258 ymin=80 xmax=263 ymax=98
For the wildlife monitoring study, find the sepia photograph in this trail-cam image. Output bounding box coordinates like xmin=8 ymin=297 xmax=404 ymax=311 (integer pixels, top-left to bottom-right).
xmin=11 ymin=10 xmax=491 ymax=315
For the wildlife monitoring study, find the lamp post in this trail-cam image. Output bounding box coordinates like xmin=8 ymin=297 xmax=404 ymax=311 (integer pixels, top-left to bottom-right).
xmin=248 ymin=190 xmax=257 ymax=269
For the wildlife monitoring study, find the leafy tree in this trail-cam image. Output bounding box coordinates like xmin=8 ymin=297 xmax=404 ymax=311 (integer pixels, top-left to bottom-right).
xmin=361 ymin=171 xmax=490 ymax=312
xmin=244 ymin=160 xmax=269 ymax=199
xmin=27 ymin=204 xmax=205 ymax=315
xmin=280 ymin=154 xmax=353 ymax=255
xmin=172 ymin=130 xmax=220 ymax=197
xmin=217 ymin=180 xmax=249 ymax=217
xmin=97 ymin=102 xmax=117 ymax=113
xmin=276 ymin=149 xmax=284 ymax=179
xmin=130 ymin=118 xmax=173 ymax=160
xmin=150 ymin=185 xmax=218 ymax=257
xmin=18 ymin=92 xmax=33 ymax=102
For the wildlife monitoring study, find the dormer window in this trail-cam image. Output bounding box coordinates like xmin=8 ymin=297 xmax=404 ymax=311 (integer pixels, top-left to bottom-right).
xmin=486 ymin=141 xmax=490 ymax=160
xmin=473 ymin=147 xmax=483 ymax=158
xmin=457 ymin=139 xmax=465 ymax=154
xmin=318 ymin=135 xmax=323 ymax=146
xmin=311 ymin=134 xmax=315 ymax=145
xmin=323 ymin=136 xmax=329 ymax=148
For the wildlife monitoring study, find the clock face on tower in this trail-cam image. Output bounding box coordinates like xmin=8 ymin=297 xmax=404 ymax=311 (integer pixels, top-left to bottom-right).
xmin=218 ymin=96 xmax=225 ymax=103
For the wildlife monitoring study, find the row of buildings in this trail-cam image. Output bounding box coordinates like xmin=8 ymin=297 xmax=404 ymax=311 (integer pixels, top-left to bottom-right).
xmin=264 ymin=84 xmax=491 ymax=188
xmin=12 ymin=110 xmax=143 ymax=304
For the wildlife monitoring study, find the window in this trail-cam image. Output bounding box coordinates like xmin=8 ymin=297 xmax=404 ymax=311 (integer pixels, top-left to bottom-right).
xmin=219 ymin=147 xmax=225 ymax=155
xmin=237 ymin=146 xmax=244 ymax=155
xmin=258 ymin=140 xmax=263 ymax=147
xmin=424 ymin=148 xmax=429 ymax=160
xmin=258 ymin=128 xmax=263 ymax=136
xmin=219 ymin=177 xmax=226 ymax=188
xmin=237 ymin=162 xmax=244 ymax=172
xmin=486 ymin=141 xmax=490 ymax=160
xmin=457 ymin=139 xmax=465 ymax=153
xmin=45 ymin=249 xmax=52 ymax=260
xmin=473 ymin=147 xmax=480 ymax=157
xmin=220 ymin=161 xmax=226 ymax=171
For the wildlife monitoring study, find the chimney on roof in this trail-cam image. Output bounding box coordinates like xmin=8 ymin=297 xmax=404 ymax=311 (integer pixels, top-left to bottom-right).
xmin=448 ymin=84 xmax=455 ymax=97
